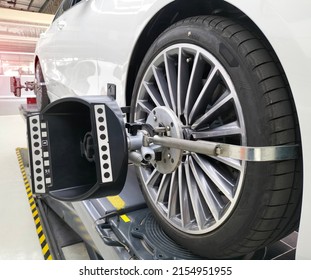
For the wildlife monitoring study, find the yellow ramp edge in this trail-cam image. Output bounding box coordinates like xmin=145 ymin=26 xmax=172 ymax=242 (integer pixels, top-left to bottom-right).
xmin=16 ymin=148 xmax=53 ymax=260
xmin=107 ymin=196 xmax=131 ymax=223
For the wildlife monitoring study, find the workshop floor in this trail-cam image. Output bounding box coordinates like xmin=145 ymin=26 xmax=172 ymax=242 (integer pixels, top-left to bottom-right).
xmin=0 ymin=114 xmax=88 ymax=260
xmin=0 ymin=114 xmax=299 ymax=260
xmin=0 ymin=114 xmax=43 ymax=259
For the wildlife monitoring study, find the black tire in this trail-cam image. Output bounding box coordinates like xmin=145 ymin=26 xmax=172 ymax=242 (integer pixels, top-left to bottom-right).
xmin=130 ymin=16 xmax=302 ymax=259
xmin=35 ymin=61 xmax=50 ymax=111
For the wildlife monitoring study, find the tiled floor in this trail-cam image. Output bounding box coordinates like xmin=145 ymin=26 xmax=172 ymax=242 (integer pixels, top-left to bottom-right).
xmin=265 ymin=232 xmax=298 ymax=260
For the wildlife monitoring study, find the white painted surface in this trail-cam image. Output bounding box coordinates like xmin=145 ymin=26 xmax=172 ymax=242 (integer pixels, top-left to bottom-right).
xmin=0 ymin=115 xmax=43 ymax=259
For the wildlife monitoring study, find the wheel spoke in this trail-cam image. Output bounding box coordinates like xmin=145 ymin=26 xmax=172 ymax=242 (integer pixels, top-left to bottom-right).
xmin=137 ymin=100 xmax=154 ymax=114
xmin=184 ymin=157 xmax=207 ymax=230
xmin=191 ymin=92 xmax=233 ymax=130
xmin=145 ymin=168 xmax=161 ymax=187
xmin=178 ymin=165 xmax=192 ymax=228
xmin=164 ymin=54 xmax=178 ymax=113
xmin=134 ymin=117 xmax=146 ymax=123
xmin=156 ymin=173 xmax=170 ymax=204
xmin=152 ymin=65 xmax=172 ymax=109
xmin=192 ymin=153 xmax=235 ymax=201
xmin=177 ymin=48 xmax=190 ymax=118
xmin=167 ymin=171 xmax=179 ymax=219
xmin=191 ymin=120 xmax=242 ymax=139
xmin=189 ymin=157 xmax=224 ymax=221
xmin=143 ymin=81 xmax=164 ymax=107
xmin=209 ymin=155 xmax=243 ymax=171
xmin=184 ymin=52 xmax=205 ymax=123
xmin=189 ymin=67 xmax=219 ymax=124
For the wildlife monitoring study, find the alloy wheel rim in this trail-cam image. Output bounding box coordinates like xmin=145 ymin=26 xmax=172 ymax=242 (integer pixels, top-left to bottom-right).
xmin=134 ymin=43 xmax=247 ymax=234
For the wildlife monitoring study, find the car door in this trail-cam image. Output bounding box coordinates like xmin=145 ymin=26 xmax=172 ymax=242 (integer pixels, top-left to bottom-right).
xmin=44 ymin=0 xmax=100 ymax=99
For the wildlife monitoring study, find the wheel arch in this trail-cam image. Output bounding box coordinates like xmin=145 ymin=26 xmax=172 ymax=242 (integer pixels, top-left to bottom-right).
xmin=125 ymin=0 xmax=295 ymax=109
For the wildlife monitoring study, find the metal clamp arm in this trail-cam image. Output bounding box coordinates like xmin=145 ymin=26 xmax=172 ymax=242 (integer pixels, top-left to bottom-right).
xmin=149 ymin=136 xmax=299 ymax=162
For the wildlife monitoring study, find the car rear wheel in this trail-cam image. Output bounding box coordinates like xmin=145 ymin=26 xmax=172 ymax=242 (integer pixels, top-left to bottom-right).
xmin=130 ymin=16 xmax=302 ymax=259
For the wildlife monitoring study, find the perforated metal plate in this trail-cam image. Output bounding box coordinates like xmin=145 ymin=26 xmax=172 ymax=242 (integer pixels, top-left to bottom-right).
xmin=94 ymin=105 xmax=113 ymax=183
xmin=28 ymin=114 xmax=52 ymax=194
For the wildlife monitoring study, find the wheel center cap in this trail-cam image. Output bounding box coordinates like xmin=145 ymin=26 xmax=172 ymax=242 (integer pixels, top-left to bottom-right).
xmin=146 ymin=106 xmax=183 ymax=174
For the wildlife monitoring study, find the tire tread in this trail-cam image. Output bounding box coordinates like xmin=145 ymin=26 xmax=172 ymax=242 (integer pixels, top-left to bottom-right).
xmin=195 ymin=16 xmax=302 ymax=258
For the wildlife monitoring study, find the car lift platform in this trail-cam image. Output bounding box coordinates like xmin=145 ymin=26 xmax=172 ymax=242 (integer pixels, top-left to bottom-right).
xmin=18 ymin=103 xmax=298 ymax=260
xmin=17 ymin=145 xmax=297 ymax=260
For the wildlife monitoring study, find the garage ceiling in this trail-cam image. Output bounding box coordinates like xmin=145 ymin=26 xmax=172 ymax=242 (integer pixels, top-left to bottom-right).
xmin=0 ymin=4 xmax=54 ymax=53
xmin=0 ymin=0 xmax=62 ymax=14
xmin=0 ymin=1 xmax=56 ymax=76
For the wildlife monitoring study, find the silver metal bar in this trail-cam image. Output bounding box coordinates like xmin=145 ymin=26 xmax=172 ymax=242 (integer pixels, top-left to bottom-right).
xmin=150 ymin=136 xmax=218 ymax=156
xmin=149 ymin=135 xmax=299 ymax=162
xmin=215 ymin=143 xmax=299 ymax=161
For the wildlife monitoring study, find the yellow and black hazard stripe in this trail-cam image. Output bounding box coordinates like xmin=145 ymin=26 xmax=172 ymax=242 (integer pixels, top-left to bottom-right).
xmin=16 ymin=148 xmax=53 ymax=260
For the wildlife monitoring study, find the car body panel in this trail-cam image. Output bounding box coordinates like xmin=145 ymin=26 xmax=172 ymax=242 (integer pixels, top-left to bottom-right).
xmin=37 ymin=0 xmax=175 ymax=106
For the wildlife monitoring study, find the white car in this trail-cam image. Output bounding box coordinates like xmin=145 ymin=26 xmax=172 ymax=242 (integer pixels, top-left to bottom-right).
xmin=34 ymin=0 xmax=311 ymax=259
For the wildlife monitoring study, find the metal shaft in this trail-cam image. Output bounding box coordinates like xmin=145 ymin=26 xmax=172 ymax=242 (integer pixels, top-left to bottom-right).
xmin=149 ymin=135 xmax=299 ymax=161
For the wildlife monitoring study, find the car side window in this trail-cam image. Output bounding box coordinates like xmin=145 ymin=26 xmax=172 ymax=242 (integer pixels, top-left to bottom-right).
xmin=53 ymin=0 xmax=82 ymax=21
